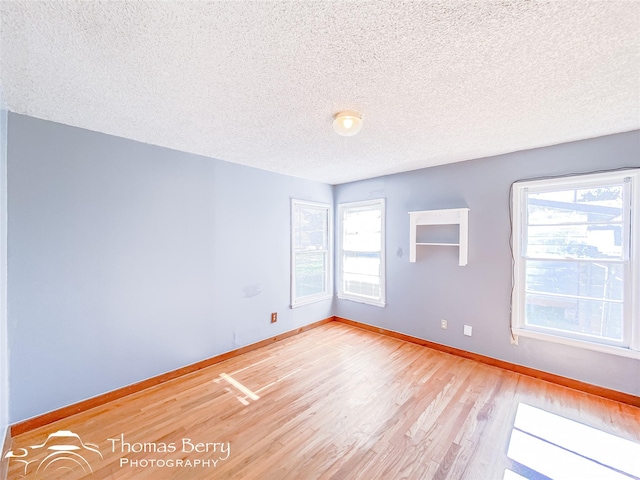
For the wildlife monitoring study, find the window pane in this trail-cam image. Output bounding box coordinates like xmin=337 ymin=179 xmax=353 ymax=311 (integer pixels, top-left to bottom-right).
xmin=525 ymin=260 xmax=623 ymax=301
xmin=291 ymin=200 xmax=331 ymax=306
xmin=527 ymin=185 xmax=623 ymax=225
xmin=343 ymin=207 xmax=381 ymax=251
xmin=526 ymin=225 xmax=622 ymax=259
xmin=526 ymin=224 xmax=622 ymax=259
xmin=295 ymin=252 xmax=327 ymax=297
xmin=525 ymin=294 xmax=623 ymax=341
xmin=294 ymin=206 xmax=328 ymax=251
xmin=339 ymin=199 xmax=385 ymax=305
xmin=512 ymin=171 xmax=638 ymax=352
xmin=343 ymin=252 xmax=380 ymax=298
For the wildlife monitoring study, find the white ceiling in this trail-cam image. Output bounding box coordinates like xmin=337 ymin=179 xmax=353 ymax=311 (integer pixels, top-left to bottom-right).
xmin=1 ymin=1 xmax=639 ymax=185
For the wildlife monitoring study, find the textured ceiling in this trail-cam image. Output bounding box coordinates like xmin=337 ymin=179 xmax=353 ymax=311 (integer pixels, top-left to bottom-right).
xmin=1 ymin=1 xmax=639 ymax=184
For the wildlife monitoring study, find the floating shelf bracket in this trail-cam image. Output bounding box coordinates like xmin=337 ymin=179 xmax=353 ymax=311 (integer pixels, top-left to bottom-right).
xmin=409 ymin=208 xmax=469 ymax=265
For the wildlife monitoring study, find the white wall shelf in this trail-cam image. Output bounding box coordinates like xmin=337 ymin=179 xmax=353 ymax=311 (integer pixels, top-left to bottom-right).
xmin=409 ymin=208 xmax=469 ymax=265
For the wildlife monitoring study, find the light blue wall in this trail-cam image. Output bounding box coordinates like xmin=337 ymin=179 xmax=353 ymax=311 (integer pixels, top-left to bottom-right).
xmin=6 ymin=112 xmax=639 ymax=425
xmin=7 ymin=113 xmax=333 ymax=423
xmin=335 ymin=131 xmax=640 ymax=396
xmin=0 ymin=88 xmax=8 ymax=441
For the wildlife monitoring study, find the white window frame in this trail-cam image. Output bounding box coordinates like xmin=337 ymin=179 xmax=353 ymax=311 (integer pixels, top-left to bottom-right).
xmin=290 ymin=199 xmax=333 ymax=308
xmin=337 ymin=199 xmax=386 ymax=307
xmin=511 ymin=169 xmax=640 ymax=359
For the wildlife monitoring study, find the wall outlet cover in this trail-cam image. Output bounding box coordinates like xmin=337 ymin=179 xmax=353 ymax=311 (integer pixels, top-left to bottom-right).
xmin=463 ymin=325 xmax=472 ymax=336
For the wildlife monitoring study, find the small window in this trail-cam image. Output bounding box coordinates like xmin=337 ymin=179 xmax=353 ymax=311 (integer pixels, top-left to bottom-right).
xmin=511 ymin=169 xmax=640 ymax=358
xmin=291 ymin=200 xmax=332 ymax=307
xmin=338 ymin=199 xmax=386 ymax=307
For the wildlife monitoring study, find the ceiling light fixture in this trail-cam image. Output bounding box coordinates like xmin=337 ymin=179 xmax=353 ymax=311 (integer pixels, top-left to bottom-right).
xmin=333 ymin=110 xmax=363 ymax=136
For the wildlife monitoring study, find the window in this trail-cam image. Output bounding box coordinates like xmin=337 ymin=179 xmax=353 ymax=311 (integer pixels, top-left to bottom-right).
xmin=338 ymin=199 xmax=385 ymax=307
xmin=511 ymin=170 xmax=640 ymax=358
xmin=291 ymin=200 xmax=332 ymax=307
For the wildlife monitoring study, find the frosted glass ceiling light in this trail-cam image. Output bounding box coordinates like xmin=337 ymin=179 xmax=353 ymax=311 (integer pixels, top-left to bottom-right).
xmin=333 ymin=110 xmax=362 ymax=136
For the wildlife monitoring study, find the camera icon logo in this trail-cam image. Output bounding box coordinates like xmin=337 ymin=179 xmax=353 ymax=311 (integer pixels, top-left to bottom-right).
xmin=4 ymin=430 xmax=103 ymax=478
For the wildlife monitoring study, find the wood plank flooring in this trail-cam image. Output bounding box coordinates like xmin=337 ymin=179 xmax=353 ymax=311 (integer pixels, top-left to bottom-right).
xmin=5 ymin=322 xmax=640 ymax=479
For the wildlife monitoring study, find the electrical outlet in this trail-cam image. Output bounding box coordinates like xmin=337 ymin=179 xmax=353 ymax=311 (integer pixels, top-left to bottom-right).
xmin=440 ymin=319 xmax=448 ymax=329
xmin=271 ymin=312 xmax=277 ymax=323
xmin=464 ymin=325 xmax=472 ymax=336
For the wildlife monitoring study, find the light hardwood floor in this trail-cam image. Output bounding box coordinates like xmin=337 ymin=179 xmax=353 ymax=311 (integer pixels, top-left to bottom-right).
xmin=6 ymin=322 xmax=640 ymax=479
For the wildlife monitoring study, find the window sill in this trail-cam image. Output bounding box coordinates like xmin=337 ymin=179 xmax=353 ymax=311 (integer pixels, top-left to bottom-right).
xmin=290 ymin=293 xmax=333 ymax=309
xmin=337 ymin=294 xmax=386 ymax=308
xmin=512 ymin=328 xmax=640 ymax=360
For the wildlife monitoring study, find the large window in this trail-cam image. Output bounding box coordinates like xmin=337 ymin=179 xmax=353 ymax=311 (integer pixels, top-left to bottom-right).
xmin=338 ymin=199 xmax=385 ymax=307
xmin=291 ymin=200 xmax=332 ymax=307
xmin=511 ymin=170 xmax=639 ymax=358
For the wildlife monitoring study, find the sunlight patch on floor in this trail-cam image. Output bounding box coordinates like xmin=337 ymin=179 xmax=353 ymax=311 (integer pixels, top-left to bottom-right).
xmin=507 ymin=403 xmax=640 ymax=480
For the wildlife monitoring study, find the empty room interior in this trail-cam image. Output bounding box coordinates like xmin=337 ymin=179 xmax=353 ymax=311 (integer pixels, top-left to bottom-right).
xmin=1 ymin=2 xmax=639 ymax=479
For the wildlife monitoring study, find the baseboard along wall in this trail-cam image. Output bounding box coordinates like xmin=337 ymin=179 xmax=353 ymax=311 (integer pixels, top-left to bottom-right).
xmin=334 ymin=316 xmax=640 ymax=408
xmin=9 ymin=315 xmax=639 ymax=438
xmin=10 ymin=317 xmax=333 ymax=437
